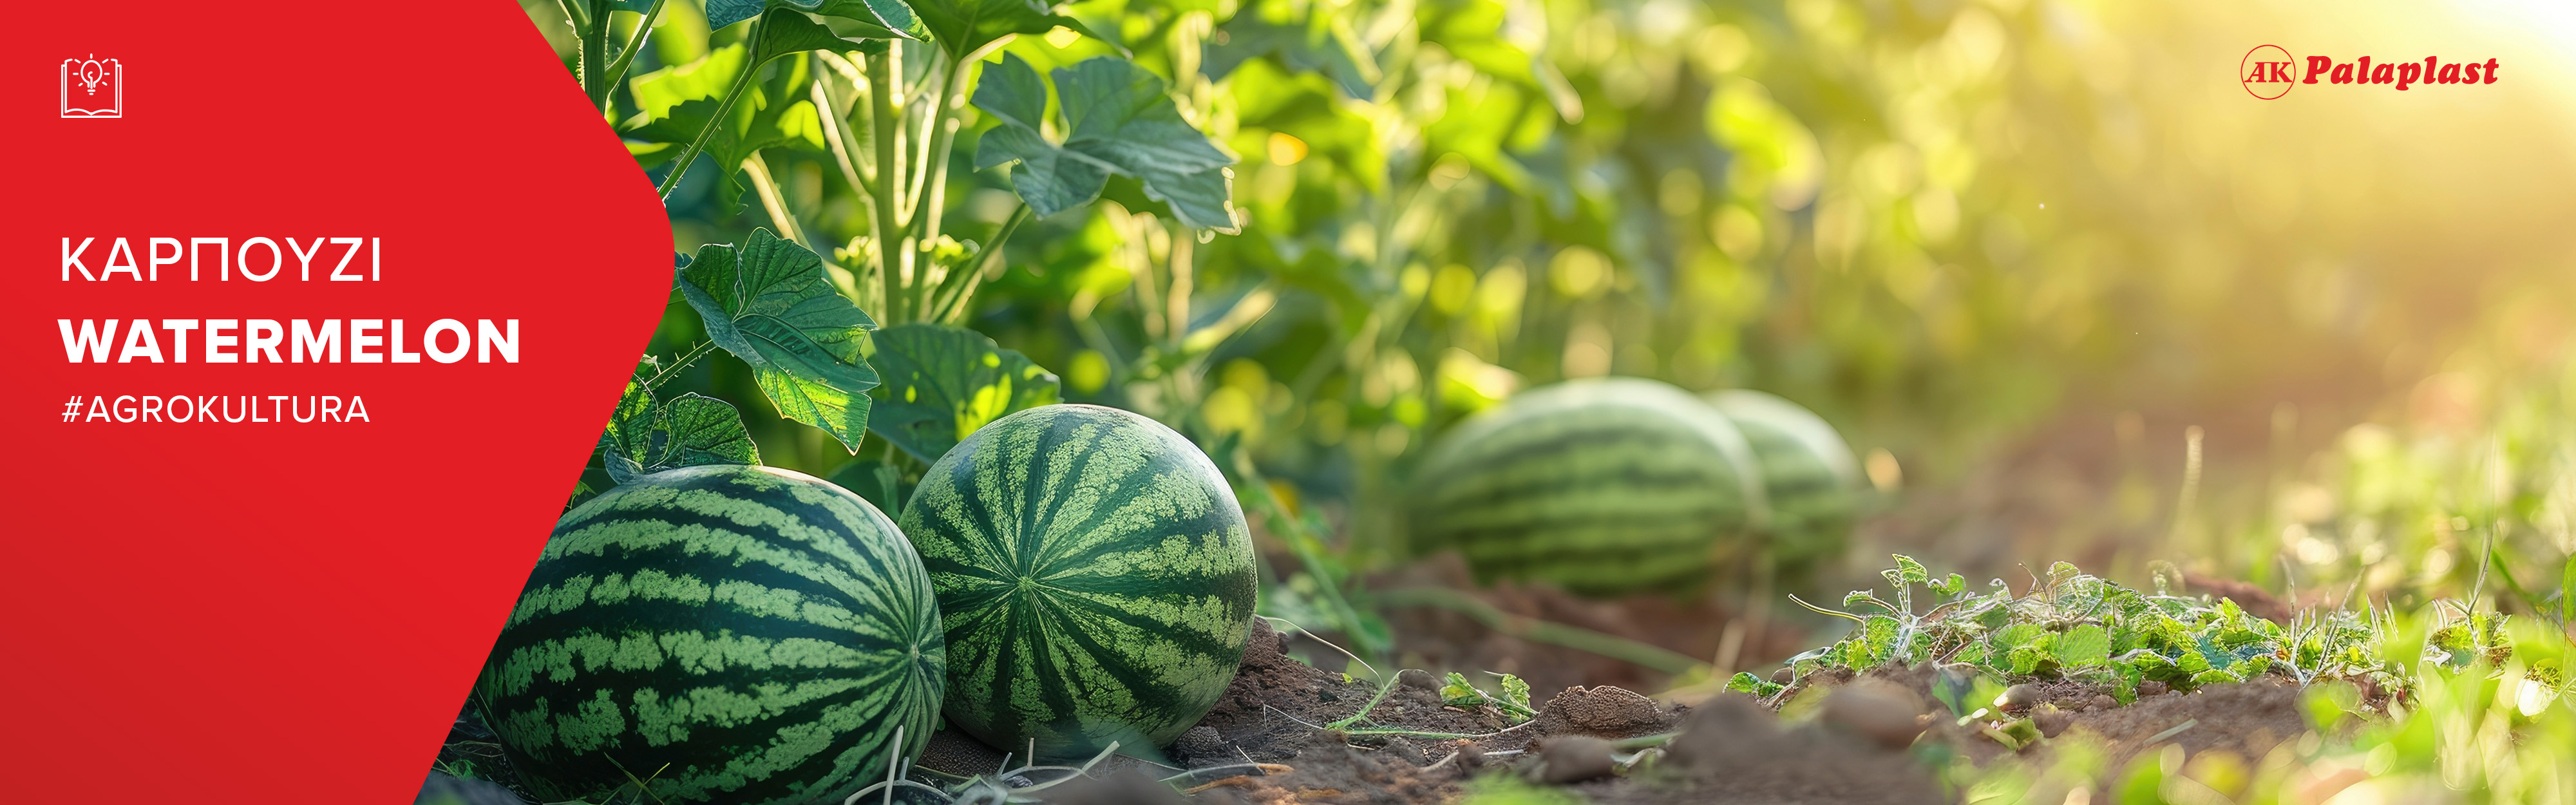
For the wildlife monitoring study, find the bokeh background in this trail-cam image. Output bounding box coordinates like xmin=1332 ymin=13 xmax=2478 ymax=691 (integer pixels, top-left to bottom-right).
xmin=523 ymin=0 xmax=2576 ymax=676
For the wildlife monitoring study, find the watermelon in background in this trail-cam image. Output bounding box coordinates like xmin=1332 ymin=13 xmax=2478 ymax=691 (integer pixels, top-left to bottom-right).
xmin=1405 ymin=377 xmax=1772 ymax=596
xmin=900 ymin=404 xmax=1259 ymax=761
xmin=475 ymin=465 xmax=945 ymax=805
xmin=1705 ymin=389 xmax=1868 ymax=578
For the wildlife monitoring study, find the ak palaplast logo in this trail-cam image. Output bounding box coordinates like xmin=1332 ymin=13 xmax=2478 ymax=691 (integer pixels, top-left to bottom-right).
xmin=61 ymin=54 xmax=122 ymax=118
xmin=2242 ymin=45 xmax=2502 ymax=100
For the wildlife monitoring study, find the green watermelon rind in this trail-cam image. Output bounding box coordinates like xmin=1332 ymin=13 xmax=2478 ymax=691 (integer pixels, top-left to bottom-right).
xmin=1705 ymin=388 xmax=1866 ymax=567
xmin=898 ymin=403 xmax=1258 ymax=761
xmin=476 ymin=464 xmax=945 ymax=805
xmin=1406 ymin=377 xmax=1772 ymax=595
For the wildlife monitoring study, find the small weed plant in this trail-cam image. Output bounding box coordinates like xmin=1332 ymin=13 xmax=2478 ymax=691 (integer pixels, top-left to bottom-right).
xmin=1731 ymin=556 xmax=2410 ymax=706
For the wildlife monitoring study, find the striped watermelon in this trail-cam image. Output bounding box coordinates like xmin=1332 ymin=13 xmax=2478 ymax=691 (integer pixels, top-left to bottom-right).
xmin=1407 ymin=377 xmax=1770 ymax=596
xmin=1705 ymin=389 xmax=1864 ymax=574
xmin=898 ymin=404 xmax=1257 ymax=761
xmin=474 ymin=464 xmax=945 ymax=805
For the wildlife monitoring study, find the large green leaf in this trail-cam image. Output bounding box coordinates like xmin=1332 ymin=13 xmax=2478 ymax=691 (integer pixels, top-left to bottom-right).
xmin=676 ymin=229 xmax=882 ymax=453
xmin=974 ymin=126 xmax=1110 ymax=218
xmin=752 ymin=5 xmax=902 ymax=52
xmin=1202 ymin=2 xmax=1379 ymax=99
xmin=624 ymin=32 xmax=833 ymax=213
xmin=707 ymin=0 xmax=927 ymax=41
xmin=864 ymin=323 xmax=1061 ymax=462
xmin=2056 ymin=623 xmax=2112 ymax=668
xmin=601 ymin=381 xmax=761 ymax=484
xmin=969 ymin=54 xmax=1239 ymax=231
xmin=916 ymin=0 xmax=1082 ymax=60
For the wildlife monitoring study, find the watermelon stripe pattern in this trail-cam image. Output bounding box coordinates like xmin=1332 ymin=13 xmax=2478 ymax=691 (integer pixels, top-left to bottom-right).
xmin=900 ymin=404 xmax=1256 ymax=761
xmin=1707 ymin=389 xmax=1864 ymax=574
xmin=1408 ymin=377 xmax=1770 ymax=595
xmin=477 ymin=465 xmax=944 ymax=805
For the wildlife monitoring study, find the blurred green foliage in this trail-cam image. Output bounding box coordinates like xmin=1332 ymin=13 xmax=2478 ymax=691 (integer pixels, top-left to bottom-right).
xmin=515 ymin=0 xmax=2576 ymax=799
xmin=523 ymin=0 xmax=2576 ymax=605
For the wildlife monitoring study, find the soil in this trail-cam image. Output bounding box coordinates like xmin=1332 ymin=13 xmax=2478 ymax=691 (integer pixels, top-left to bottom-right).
xmin=1783 ymin=665 xmax=2313 ymax=772
xmin=424 ymin=616 xmax=2325 ymax=805
xmin=1584 ymin=697 xmax=1947 ymax=805
xmin=1367 ymin=556 xmax=1816 ymax=697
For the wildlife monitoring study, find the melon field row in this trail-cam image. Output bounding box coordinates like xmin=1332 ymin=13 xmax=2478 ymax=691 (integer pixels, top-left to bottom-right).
xmin=417 ymin=0 xmax=2576 ymax=802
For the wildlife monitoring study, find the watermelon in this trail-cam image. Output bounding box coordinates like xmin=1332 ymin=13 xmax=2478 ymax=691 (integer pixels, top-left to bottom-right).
xmin=1705 ymin=389 xmax=1864 ymax=573
xmin=474 ymin=464 xmax=945 ymax=805
xmin=898 ymin=404 xmax=1257 ymax=761
xmin=1406 ymin=377 xmax=1770 ymax=596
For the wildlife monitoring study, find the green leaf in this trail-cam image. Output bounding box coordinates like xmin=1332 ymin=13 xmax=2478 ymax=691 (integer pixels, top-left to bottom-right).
xmin=969 ymin=54 xmax=1239 ymax=232
xmin=752 ymin=6 xmax=893 ymax=55
xmin=2056 ymin=624 xmax=2112 ymax=669
xmin=625 ymin=42 xmax=829 ymax=214
xmin=976 ymin=125 xmax=1112 ymax=218
xmin=1496 ymin=672 xmax=1533 ymax=714
xmin=1725 ymin=672 xmax=1763 ymax=694
xmin=917 ymin=0 xmax=1081 ymax=61
xmin=2190 ymin=667 xmax=2240 ymax=687
xmin=1439 ymin=672 xmax=1482 ymax=708
xmin=1931 ymin=665 xmax=1980 ymax=717
xmin=2006 ymin=644 xmax=2047 ymax=675
xmin=865 ymin=323 xmax=1062 ymax=462
xmin=2173 ymin=649 xmax=2213 ymax=676
xmin=1202 ymin=5 xmax=1380 ymax=99
xmin=1725 ymin=672 xmax=1785 ymax=699
xmin=1892 ymin=554 xmax=1931 ymax=585
xmin=2045 ymin=562 xmax=2083 ymax=594
xmin=707 ymin=0 xmax=927 ymax=41
xmin=1857 ymin=615 xmax=1900 ymax=667
xmin=1991 ymin=623 xmax=2045 ymax=652
xmin=601 ymin=382 xmax=761 ymax=484
xmin=677 ymin=229 xmax=882 ymax=452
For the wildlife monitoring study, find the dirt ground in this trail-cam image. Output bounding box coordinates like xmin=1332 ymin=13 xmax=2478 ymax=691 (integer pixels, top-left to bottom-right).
xmin=424 ymin=603 xmax=2324 ymax=805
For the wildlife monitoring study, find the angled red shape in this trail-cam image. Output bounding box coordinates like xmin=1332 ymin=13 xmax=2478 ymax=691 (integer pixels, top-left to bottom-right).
xmin=3 ymin=3 xmax=670 ymax=802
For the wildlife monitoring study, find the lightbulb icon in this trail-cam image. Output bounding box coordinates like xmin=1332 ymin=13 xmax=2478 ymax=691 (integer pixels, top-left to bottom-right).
xmin=79 ymin=54 xmax=105 ymax=95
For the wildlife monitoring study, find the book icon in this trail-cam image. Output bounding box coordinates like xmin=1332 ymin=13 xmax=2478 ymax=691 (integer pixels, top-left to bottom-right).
xmin=61 ymin=55 xmax=122 ymax=118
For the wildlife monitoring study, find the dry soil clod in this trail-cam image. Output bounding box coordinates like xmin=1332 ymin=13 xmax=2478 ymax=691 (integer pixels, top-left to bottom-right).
xmin=1820 ymin=680 xmax=1928 ymax=750
xmin=1533 ymin=735 xmax=1618 ymax=784
xmin=2031 ymin=705 xmax=2074 ymax=738
xmin=1997 ymin=683 xmax=2045 ymax=713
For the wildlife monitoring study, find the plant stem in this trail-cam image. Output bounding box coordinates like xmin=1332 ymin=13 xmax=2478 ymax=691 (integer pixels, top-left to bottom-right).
xmin=912 ymin=57 xmax=972 ymax=319
xmin=810 ymin=57 xmax=881 ymax=312
xmin=1323 ymin=670 xmax=1414 ymax=730
xmin=811 ymin=61 xmax=872 ymax=198
xmin=1236 ymin=460 xmax=1383 ymax=659
xmin=654 ymin=19 xmax=766 ymax=200
xmin=741 ymin=151 xmax=808 ymax=249
xmin=596 ymin=0 xmax=671 ymax=114
xmin=1166 ymin=219 xmax=1193 ymax=348
xmin=573 ymin=0 xmax=609 ymax=107
xmin=644 ymin=341 xmax=719 ymax=392
xmin=867 ymin=47 xmax=908 ymax=321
